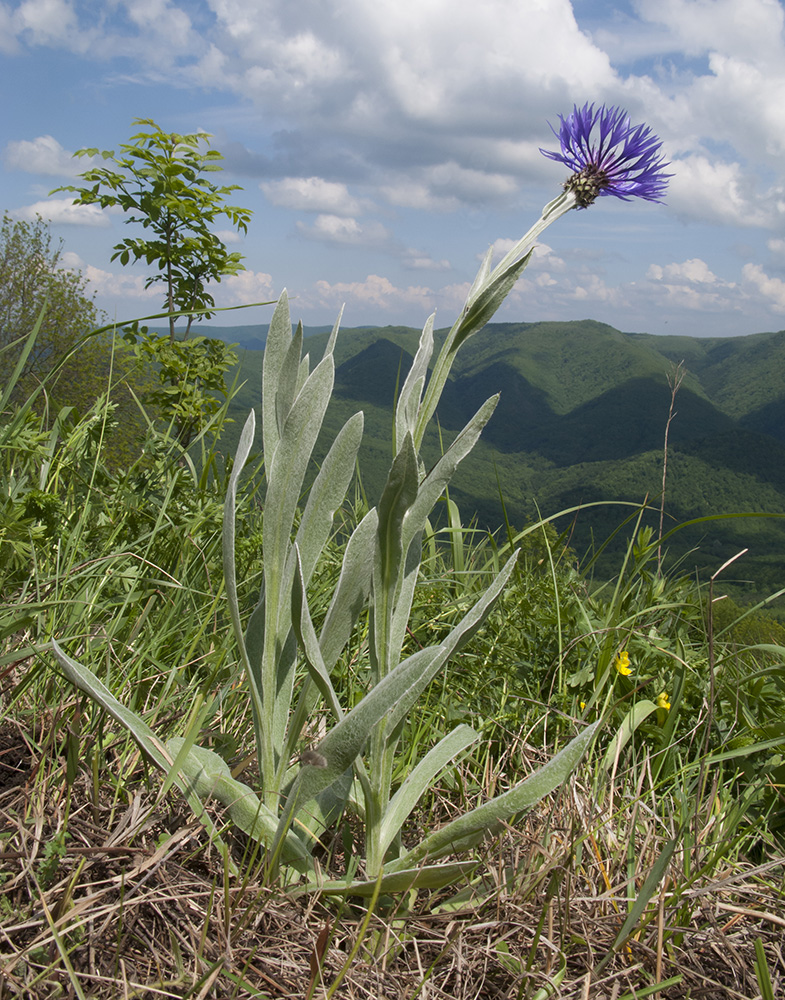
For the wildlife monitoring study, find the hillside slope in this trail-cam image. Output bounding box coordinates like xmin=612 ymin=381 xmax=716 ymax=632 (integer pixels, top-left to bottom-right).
xmin=220 ymin=319 xmax=785 ymax=595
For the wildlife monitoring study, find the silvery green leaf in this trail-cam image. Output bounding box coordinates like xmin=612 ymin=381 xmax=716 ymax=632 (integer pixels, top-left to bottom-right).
xmin=223 ymin=409 xmax=256 ymax=648
xmin=392 ymin=720 xmax=600 ymax=869
xmin=263 ymin=354 xmax=335 ymax=598
xmin=223 ymin=412 xmax=265 ymax=746
xmin=53 ymin=639 xmax=172 ymax=772
xmin=383 ymin=548 xmax=519 ymax=737
xmin=270 ymin=644 xmax=445 ymax=862
xmin=296 ymin=353 xmax=310 ymax=395
xmin=373 ymin=433 xmax=420 ymax=680
xmin=273 ymin=546 xmax=519 ymax=866
xmin=323 ymin=304 xmax=344 ymax=360
xmin=377 ymin=724 xmax=480 ymax=859
xmin=272 ymin=630 xmax=298 ymax=769
xmin=275 ymin=320 xmax=303 ymax=435
xmin=452 ymin=249 xmax=533 ymax=351
xmin=291 ymin=545 xmax=345 ymax=722
xmin=293 ymin=769 xmax=354 ymax=854
xmin=292 ymin=410 xmax=364 ymax=588
xmin=376 ymin=432 xmax=419 ymax=592
xmin=386 ymin=530 xmax=423 ymax=676
xmin=262 ymin=291 xmax=292 ymax=461
xmin=319 ymin=508 xmax=377 ymax=672
xmin=167 ymin=738 xmax=311 ymax=868
xmin=402 ymin=395 xmax=499 ymax=555
xmin=600 ymin=700 xmax=657 ymax=773
xmin=305 ymin=861 xmax=478 ymax=896
xmin=465 ymin=245 xmax=494 ymax=310
xmin=244 ymin=594 xmax=265 ymax=711
xmin=51 ymin=641 xmax=232 ymax=860
xmin=395 ymin=312 xmax=434 ymax=450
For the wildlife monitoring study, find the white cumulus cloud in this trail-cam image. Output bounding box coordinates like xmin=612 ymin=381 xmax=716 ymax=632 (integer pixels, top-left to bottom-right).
xmin=4 ymin=135 xmax=85 ymax=176
xmin=220 ymin=269 xmax=276 ymax=305
xmin=84 ymin=265 xmax=158 ymax=301
xmin=14 ymin=0 xmax=83 ymax=48
xmin=742 ymin=263 xmax=785 ymax=313
xmin=400 ymin=248 xmax=451 ymax=271
xmin=302 ymin=274 xmax=441 ymax=316
xmin=261 ymin=177 xmax=368 ymax=216
xmin=13 ymin=198 xmax=110 ymax=226
xmin=647 ymin=259 xmax=722 ymax=285
xmin=667 ymin=155 xmax=784 ymax=229
xmin=296 ymin=214 xmax=392 ymax=248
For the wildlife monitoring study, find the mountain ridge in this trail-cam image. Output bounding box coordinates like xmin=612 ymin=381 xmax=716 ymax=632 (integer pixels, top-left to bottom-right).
xmin=217 ymin=318 xmax=785 ymax=596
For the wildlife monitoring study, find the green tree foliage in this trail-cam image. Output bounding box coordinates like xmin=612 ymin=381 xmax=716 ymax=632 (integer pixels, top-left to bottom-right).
xmin=54 ymin=119 xmax=254 ymax=446
xmin=0 ymin=212 xmax=103 ymax=404
xmin=54 ymin=118 xmax=252 ymax=341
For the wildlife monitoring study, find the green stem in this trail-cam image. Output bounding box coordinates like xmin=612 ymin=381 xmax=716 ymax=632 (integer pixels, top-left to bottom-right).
xmin=413 ymin=189 xmax=575 ymax=450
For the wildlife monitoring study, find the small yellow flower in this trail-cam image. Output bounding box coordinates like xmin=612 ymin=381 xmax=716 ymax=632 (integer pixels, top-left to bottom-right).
xmin=656 ymin=691 xmax=671 ymax=711
xmin=580 ymin=701 xmax=586 ymax=711
xmin=614 ymin=650 xmax=632 ymax=676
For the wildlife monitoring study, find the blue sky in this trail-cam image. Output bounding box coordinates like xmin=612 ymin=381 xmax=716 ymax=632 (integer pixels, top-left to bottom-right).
xmin=3 ymin=0 xmax=785 ymax=338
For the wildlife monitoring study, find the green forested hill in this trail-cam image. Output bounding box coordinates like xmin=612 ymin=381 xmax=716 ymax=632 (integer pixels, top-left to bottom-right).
xmin=214 ymin=318 xmax=785 ymax=596
xmin=631 ymin=328 xmax=785 ymax=423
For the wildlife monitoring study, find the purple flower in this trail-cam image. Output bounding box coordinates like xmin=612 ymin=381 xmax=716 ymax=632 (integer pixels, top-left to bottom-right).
xmin=540 ymin=103 xmax=671 ymax=207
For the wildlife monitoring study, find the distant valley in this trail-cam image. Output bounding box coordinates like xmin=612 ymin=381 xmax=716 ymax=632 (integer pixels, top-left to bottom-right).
xmin=196 ymin=318 xmax=785 ymax=599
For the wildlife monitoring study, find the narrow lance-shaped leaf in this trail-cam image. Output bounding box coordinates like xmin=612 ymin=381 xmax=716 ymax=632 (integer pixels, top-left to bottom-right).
xmin=270 ymin=644 xmax=446 ymax=864
xmin=452 ymin=249 xmax=534 ymax=351
xmin=600 ymin=700 xmax=658 ymax=773
xmin=395 ymin=312 xmax=435 ymax=451
xmin=275 ymin=319 xmax=304 ymax=436
xmin=166 ymin=738 xmax=311 ymax=868
xmin=222 ymin=410 xmax=265 ymax=752
xmin=383 ymin=548 xmax=520 ymax=738
xmin=262 ymin=290 xmax=292 ymax=460
xmin=403 ymin=394 xmax=499 ymax=555
xmin=376 ymin=432 xmax=420 ymax=593
xmin=263 ymin=354 xmax=335 ymax=618
xmin=377 ymin=724 xmax=480 ymax=860
xmin=392 ymin=720 xmax=600 ymax=870
xmin=50 ymin=641 xmax=234 ymax=860
xmin=291 ymin=410 xmax=364 ymax=588
xmin=464 ymin=245 xmax=494 ymax=308
xmin=322 ymin=303 xmax=344 ymax=360
xmin=371 ymin=432 xmax=420 ymax=683
xmin=223 ymin=409 xmax=256 ymax=654
xmin=319 ymin=508 xmax=378 ymax=672
xmin=387 ymin=530 xmax=424 ymax=682
xmin=287 ymin=507 xmax=378 ymax=775
xmin=291 ymin=545 xmax=346 ymax=723
xmin=261 ymin=355 xmax=337 ymax=763
xmin=274 ymin=546 xmax=520 ymax=855
xmin=296 ymin=353 xmax=310 ymax=395
xmin=307 ymin=861 xmax=479 ymax=897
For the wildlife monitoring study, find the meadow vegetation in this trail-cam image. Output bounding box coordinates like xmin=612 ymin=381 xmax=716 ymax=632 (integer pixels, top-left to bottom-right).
xmin=2 ymin=111 xmax=785 ymax=999
xmin=3 ymin=294 xmax=785 ymax=998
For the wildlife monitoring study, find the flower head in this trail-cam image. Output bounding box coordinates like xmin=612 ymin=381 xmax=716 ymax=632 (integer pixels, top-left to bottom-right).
xmin=540 ymin=103 xmax=671 ymax=208
xmin=614 ymin=650 xmax=632 ymax=676
xmin=656 ymin=691 xmax=671 ymax=711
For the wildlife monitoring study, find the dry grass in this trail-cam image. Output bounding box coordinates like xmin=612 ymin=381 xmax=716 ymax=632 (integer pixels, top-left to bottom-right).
xmin=2 ymin=720 xmax=784 ymax=1000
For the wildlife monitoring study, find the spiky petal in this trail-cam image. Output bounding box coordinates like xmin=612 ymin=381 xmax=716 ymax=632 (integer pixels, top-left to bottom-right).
xmin=540 ymin=103 xmax=672 ymax=207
